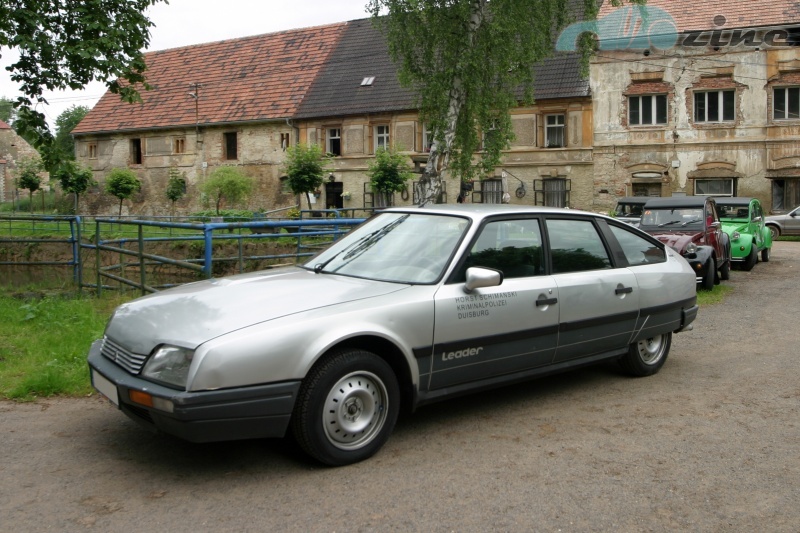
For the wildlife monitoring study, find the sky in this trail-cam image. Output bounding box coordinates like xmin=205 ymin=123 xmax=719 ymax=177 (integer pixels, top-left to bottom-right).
xmin=0 ymin=0 xmax=373 ymax=129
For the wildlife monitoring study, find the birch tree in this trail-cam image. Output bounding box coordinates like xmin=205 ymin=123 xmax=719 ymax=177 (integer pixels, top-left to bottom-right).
xmin=367 ymin=0 xmax=637 ymax=205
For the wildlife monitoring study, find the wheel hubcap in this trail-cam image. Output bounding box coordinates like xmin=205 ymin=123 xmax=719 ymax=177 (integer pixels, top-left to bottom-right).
xmin=637 ymin=335 xmax=666 ymax=365
xmin=323 ymin=371 xmax=388 ymax=450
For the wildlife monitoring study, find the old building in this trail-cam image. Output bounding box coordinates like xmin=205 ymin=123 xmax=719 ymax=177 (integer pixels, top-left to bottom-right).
xmin=72 ymin=18 xmax=596 ymax=215
xmin=589 ymin=0 xmax=800 ymax=213
xmin=0 ymin=119 xmax=40 ymax=204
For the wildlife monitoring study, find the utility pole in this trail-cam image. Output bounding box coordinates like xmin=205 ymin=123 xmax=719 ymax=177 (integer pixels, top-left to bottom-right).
xmin=188 ymin=83 xmax=202 ymax=137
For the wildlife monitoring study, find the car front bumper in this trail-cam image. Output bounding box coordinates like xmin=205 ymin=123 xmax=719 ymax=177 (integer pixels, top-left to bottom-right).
xmin=88 ymin=340 xmax=300 ymax=443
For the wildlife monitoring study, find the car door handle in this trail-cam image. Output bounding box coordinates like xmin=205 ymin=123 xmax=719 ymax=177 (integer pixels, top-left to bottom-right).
xmin=615 ymin=286 xmax=633 ymax=295
xmin=536 ymin=297 xmax=558 ymax=307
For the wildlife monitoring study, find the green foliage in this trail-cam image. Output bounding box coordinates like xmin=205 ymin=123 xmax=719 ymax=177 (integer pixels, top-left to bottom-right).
xmin=54 ymin=105 xmax=90 ymax=160
xmin=166 ymin=166 xmax=187 ymax=217
xmin=367 ymin=0 xmax=639 ymax=200
xmin=0 ymin=0 xmax=166 ymax=148
xmin=368 ymin=147 xmax=413 ymax=193
xmin=199 ymin=167 xmax=254 ymax=215
xmin=105 ymin=168 xmax=142 ymax=216
xmin=283 ymin=143 xmax=329 ymax=208
xmin=52 ymin=160 xmax=96 ymax=213
xmin=0 ymin=96 xmax=15 ymax=123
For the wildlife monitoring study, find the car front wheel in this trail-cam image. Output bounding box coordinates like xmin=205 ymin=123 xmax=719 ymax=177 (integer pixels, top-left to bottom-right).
xmin=292 ymin=349 xmax=400 ymax=466
xmin=767 ymin=225 xmax=780 ymax=240
xmin=743 ymin=246 xmax=758 ymax=271
xmin=700 ymin=258 xmax=715 ymax=290
xmin=619 ymin=332 xmax=672 ymax=376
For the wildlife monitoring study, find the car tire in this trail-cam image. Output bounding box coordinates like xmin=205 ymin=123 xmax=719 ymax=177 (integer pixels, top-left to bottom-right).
xmin=719 ymin=257 xmax=730 ymax=281
xmin=291 ymin=349 xmax=400 ymax=466
xmin=761 ymin=247 xmax=770 ymax=262
xmin=767 ymin=225 xmax=780 ymax=241
xmin=619 ymin=332 xmax=672 ymax=377
xmin=700 ymin=258 xmax=715 ymax=290
xmin=743 ymin=246 xmax=757 ymax=271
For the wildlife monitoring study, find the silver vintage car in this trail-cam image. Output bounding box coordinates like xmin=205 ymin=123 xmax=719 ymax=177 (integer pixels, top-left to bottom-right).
xmin=88 ymin=205 xmax=698 ymax=465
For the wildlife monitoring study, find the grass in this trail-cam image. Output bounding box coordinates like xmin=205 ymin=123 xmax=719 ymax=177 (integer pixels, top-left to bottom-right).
xmin=697 ymin=283 xmax=733 ymax=306
xmin=0 ymin=291 xmax=132 ymax=401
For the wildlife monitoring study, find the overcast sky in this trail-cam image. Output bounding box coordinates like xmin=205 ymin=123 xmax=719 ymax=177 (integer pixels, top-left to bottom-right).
xmin=0 ymin=0 xmax=372 ymax=128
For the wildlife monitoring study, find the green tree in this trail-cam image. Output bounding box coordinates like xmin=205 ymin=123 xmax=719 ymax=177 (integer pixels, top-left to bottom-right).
xmin=0 ymin=0 xmax=166 ymax=148
xmin=15 ymin=156 xmax=43 ymax=212
xmin=283 ymin=143 xmax=328 ymax=209
xmin=52 ymin=160 xmax=96 ymax=213
xmin=54 ymin=105 xmax=90 ymax=161
xmin=0 ymin=96 xmax=15 ymax=123
xmin=200 ymin=167 xmax=253 ymax=215
xmin=367 ymin=0 xmax=638 ymax=205
xmin=166 ymin=166 xmax=187 ymax=217
xmin=105 ymin=168 xmax=141 ymax=216
xmin=367 ymin=147 xmax=413 ymax=204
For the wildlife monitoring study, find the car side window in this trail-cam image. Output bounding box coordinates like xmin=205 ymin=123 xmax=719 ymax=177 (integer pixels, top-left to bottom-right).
xmin=545 ymin=219 xmax=612 ymax=274
xmin=457 ymin=219 xmax=544 ymax=280
xmin=608 ymin=224 xmax=666 ymax=266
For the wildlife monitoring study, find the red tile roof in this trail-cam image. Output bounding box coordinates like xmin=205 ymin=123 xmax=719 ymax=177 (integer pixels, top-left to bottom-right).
xmin=0 ymin=119 xmax=10 ymax=130
xmin=73 ymin=23 xmax=347 ymax=135
xmin=598 ymin=0 xmax=800 ymax=32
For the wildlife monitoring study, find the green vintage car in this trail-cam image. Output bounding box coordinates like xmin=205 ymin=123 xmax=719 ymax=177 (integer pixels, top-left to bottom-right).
xmin=716 ymin=197 xmax=772 ymax=271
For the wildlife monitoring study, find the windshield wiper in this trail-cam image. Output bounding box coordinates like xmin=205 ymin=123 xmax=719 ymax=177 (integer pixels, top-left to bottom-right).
xmin=681 ymin=218 xmax=702 ymax=227
xmin=657 ymin=220 xmax=681 ymax=227
xmin=313 ymin=215 xmax=409 ymax=274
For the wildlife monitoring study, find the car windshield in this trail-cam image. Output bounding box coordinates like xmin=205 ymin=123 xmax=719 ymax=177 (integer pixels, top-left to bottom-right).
xmin=304 ymin=212 xmax=469 ymax=283
xmin=640 ymin=207 xmax=704 ymax=228
xmin=717 ymin=204 xmax=749 ymax=220
xmin=614 ymin=203 xmax=644 ymax=217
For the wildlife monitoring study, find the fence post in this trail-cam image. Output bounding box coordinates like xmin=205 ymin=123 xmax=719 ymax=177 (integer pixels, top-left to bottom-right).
xmin=138 ymin=224 xmax=147 ymax=296
xmin=204 ymin=226 xmax=214 ymax=278
xmin=95 ymin=219 xmax=102 ymax=297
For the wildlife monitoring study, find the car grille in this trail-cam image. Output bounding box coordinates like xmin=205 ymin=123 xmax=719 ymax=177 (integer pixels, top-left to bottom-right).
xmin=101 ymin=337 xmax=147 ymax=374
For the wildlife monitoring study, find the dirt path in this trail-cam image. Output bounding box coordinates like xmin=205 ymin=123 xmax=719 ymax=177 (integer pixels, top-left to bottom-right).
xmin=2 ymin=243 xmax=799 ymax=532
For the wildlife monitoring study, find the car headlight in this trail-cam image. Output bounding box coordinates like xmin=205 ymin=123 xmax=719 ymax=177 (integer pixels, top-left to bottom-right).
xmin=685 ymin=243 xmax=698 ymax=254
xmin=732 ymin=231 xmax=740 ymax=240
xmin=141 ymin=345 xmax=194 ymax=388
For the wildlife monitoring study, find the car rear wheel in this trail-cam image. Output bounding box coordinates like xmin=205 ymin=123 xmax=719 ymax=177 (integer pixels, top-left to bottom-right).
xmin=700 ymin=259 xmax=715 ymax=290
xmin=619 ymin=332 xmax=672 ymax=376
xmin=743 ymin=246 xmax=758 ymax=271
xmin=761 ymin=247 xmax=770 ymax=262
xmin=719 ymin=257 xmax=730 ymax=281
xmin=291 ymin=349 xmax=399 ymax=466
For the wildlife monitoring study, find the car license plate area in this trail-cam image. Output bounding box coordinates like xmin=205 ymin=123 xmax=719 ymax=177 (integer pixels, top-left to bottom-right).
xmin=92 ymin=370 xmax=119 ymax=406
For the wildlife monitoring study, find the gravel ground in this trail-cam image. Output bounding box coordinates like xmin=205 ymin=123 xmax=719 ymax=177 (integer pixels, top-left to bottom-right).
xmin=1 ymin=242 xmax=798 ymax=532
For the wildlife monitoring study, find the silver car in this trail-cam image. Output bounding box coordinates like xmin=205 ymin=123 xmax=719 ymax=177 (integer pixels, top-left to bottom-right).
xmin=88 ymin=205 xmax=698 ymax=466
xmin=765 ymin=204 xmax=800 ymax=239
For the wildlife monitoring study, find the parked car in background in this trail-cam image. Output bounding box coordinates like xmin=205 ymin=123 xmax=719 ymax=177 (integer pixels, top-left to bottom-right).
xmin=715 ymin=197 xmax=772 ymax=270
xmin=639 ymin=196 xmax=731 ymax=290
xmin=765 ymin=204 xmax=800 ymax=240
xmin=88 ymin=204 xmax=698 ymax=466
xmin=613 ymin=197 xmax=650 ymax=226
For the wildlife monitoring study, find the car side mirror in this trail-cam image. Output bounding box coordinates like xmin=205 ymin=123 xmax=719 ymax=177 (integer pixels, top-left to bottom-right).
xmin=752 ymin=216 xmax=762 ymax=223
xmin=464 ymin=267 xmax=503 ymax=293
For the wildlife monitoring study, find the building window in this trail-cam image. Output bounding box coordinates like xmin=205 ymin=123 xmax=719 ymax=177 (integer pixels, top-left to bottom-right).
xmin=535 ymin=178 xmax=570 ymax=207
xmin=374 ymin=125 xmax=390 ymax=151
xmin=480 ymin=178 xmax=504 ymax=204
xmin=772 ymin=178 xmax=800 ymax=211
xmin=327 ymin=128 xmax=341 ymax=156
xmin=224 ymin=132 xmax=238 ymax=160
xmin=130 ymin=139 xmax=143 ymax=165
xmin=694 ymin=90 xmax=735 ymax=123
xmin=279 ymin=176 xmax=292 ymax=194
xmin=87 ymin=143 xmax=98 ymax=159
xmin=173 ymin=137 xmax=186 ymax=154
xmin=545 ymin=114 xmax=565 ymax=148
xmin=694 ymin=178 xmax=735 ymax=196
xmin=774 ymin=87 xmax=800 ymax=120
xmin=629 ymin=95 xmax=668 ymax=125
xmin=421 ymin=124 xmax=434 ymax=152
xmin=280 ymin=133 xmax=290 ymax=151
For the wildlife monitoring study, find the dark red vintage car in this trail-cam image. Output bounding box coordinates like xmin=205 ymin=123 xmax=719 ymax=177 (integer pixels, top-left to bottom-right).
xmin=638 ymin=196 xmax=732 ymax=290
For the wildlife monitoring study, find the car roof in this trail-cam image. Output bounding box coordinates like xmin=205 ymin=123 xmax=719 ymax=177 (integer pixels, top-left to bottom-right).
xmin=713 ymin=197 xmax=755 ymax=206
xmin=616 ymin=196 xmax=650 ymax=204
xmin=643 ymin=196 xmax=713 ymax=209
